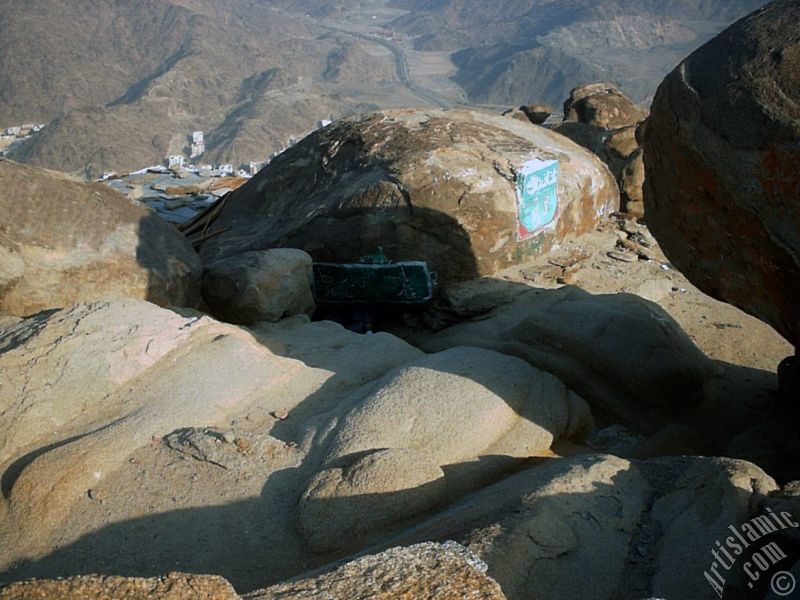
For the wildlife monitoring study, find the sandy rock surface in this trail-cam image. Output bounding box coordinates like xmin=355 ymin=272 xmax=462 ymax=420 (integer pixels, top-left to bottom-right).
xmin=245 ymin=542 xmax=506 ymax=600
xmin=362 ymin=454 xmax=778 ymax=600
xmin=0 ymin=572 xmax=239 ymax=600
xmin=0 ymin=160 xmax=200 ymax=315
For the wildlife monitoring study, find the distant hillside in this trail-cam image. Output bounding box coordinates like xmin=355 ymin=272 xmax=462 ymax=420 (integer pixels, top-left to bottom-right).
xmin=387 ymin=0 xmax=771 ymax=106
xmin=0 ymin=0 xmax=772 ymax=176
xmin=2 ymin=0 xmax=396 ymax=176
xmin=0 ymin=0 xmax=195 ymax=125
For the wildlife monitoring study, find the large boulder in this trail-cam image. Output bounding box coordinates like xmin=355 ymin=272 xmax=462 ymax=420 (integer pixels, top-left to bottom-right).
xmin=643 ymin=0 xmax=800 ymax=347
xmin=298 ymin=346 xmax=592 ymax=553
xmin=198 ymin=109 xmax=618 ymax=286
xmin=563 ymin=83 xmax=648 ymax=130
xmin=202 ymin=249 xmax=315 ymax=325
xmin=0 ymin=160 xmax=201 ymax=315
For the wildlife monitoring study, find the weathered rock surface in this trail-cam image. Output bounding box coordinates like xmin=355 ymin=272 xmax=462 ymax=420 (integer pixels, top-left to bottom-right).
xmin=299 ymin=448 xmax=449 ymax=554
xmin=0 ymin=572 xmax=240 ymax=600
xmin=1 ymin=306 xmax=430 ymax=590
xmin=420 ymin=286 xmax=711 ymax=431
xmin=643 ymin=0 xmax=800 ymax=346
xmin=298 ymin=346 xmax=592 ymax=552
xmin=0 ymin=160 xmax=201 ymax=315
xmin=199 ymin=109 xmax=618 ymax=286
xmin=0 ymin=298 xmax=588 ymax=590
xmin=646 ymin=457 xmax=779 ymax=599
xmin=202 ymin=249 xmax=315 ymax=325
xmin=245 ymin=542 xmax=506 ymax=600
xmin=563 ymin=82 xmax=648 ymax=130
xmin=0 ymin=300 xmax=318 ymax=560
xmin=553 ymin=105 xmax=646 ymax=216
xmin=380 ymin=454 xmax=778 ymax=600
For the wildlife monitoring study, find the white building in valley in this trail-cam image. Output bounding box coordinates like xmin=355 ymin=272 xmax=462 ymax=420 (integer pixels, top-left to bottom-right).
xmin=167 ymin=155 xmax=185 ymax=168
xmin=249 ymin=161 xmax=266 ymax=176
xmin=191 ymin=131 xmax=205 ymax=158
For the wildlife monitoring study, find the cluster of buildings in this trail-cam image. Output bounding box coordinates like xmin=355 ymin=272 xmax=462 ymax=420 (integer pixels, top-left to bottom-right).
xmin=164 ymin=130 xmax=266 ymax=177
xmin=4 ymin=123 xmax=44 ymax=137
xmin=0 ymin=123 xmax=46 ymax=156
xmin=97 ymin=118 xmax=339 ymax=225
xmin=161 ymin=121 xmax=333 ymax=178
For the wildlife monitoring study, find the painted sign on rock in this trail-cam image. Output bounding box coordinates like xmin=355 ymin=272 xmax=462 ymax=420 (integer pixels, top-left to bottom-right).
xmin=515 ymin=158 xmax=559 ymax=241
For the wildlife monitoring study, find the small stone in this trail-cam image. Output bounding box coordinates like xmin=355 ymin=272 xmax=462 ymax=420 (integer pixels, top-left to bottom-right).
xmin=272 ymin=409 xmax=289 ymax=421
xmin=608 ymin=251 xmax=638 ymax=263
xmin=222 ymin=431 xmax=236 ymax=444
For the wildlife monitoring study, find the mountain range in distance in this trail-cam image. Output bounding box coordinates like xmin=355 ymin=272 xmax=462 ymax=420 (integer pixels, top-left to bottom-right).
xmin=0 ymin=0 xmax=769 ymax=177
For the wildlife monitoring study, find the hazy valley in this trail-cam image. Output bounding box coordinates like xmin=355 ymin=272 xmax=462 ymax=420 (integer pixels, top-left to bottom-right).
xmin=1 ymin=0 xmax=768 ymax=177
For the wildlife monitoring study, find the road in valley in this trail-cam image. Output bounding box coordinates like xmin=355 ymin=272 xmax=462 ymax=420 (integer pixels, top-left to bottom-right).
xmin=316 ymin=23 xmax=453 ymax=109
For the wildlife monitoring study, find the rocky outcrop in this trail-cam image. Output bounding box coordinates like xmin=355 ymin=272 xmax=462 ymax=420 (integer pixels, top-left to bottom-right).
xmin=0 ymin=297 xmax=589 ymax=590
xmin=385 ymin=454 xmax=778 ymax=600
xmin=563 ymin=83 xmax=648 ymax=130
xmin=0 ymin=300 xmax=318 ymax=560
xmin=0 ymin=544 xmax=506 ymax=600
xmin=298 ymin=346 xmax=592 ymax=552
xmin=619 ymin=148 xmax=645 ymax=217
xmin=420 ymin=286 xmax=711 ymax=431
xmin=0 ymin=453 xmax=780 ymax=600
xmin=0 ymin=305 xmax=421 ymax=588
xmin=202 ymin=249 xmax=315 ymax=325
xmin=198 ymin=109 xmax=618 ymax=287
xmin=643 ymin=0 xmax=800 ymax=347
xmin=0 ymin=572 xmax=239 ymax=600
xmin=553 ymin=85 xmax=648 ymax=217
xmin=0 ymin=160 xmax=201 ymax=315
xmin=245 ymin=542 xmax=506 ymax=600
